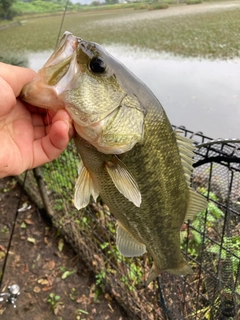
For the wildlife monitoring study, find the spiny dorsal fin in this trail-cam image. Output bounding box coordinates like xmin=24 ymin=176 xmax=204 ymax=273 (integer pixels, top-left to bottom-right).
xmin=116 ymin=222 xmax=146 ymax=257
xmin=185 ymin=188 xmax=208 ymax=221
xmin=74 ymin=161 xmax=99 ymax=210
xmin=105 ymin=156 xmax=141 ymax=207
xmin=175 ymin=133 xmax=195 ymax=186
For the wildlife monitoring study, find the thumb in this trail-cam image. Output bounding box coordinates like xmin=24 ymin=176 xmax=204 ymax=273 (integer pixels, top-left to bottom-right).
xmin=0 ymin=63 xmax=36 ymax=119
xmin=0 ymin=76 xmax=16 ymax=118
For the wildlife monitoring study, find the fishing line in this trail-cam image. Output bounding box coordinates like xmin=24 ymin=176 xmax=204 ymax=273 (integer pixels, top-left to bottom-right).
xmin=0 ymin=171 xmax=28 ymax=291
xmin=55 ymin=0 xmax=69 ymax=48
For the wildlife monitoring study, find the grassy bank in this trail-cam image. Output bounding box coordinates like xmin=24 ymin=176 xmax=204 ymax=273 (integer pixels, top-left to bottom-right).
xmin=1 ymin=2 xmax=240 ymax=59
xmin=1 ymin=1 xmax=145 ymax=21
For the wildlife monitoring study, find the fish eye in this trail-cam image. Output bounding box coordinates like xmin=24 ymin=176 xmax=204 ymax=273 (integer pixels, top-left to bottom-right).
xmin=89 ymin=57 xmax=106 ymax=74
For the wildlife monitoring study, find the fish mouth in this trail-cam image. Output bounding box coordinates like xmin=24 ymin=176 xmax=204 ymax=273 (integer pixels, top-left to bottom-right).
xmin=45 ymin=31 xmax=80 ymax=69
xmin=41 ymin=31 xmax=81 ymax=87
xmin=21 ymin=31 xmax=116 ymax=123
xmin=20 ymin=32 xmax=81 ymax=109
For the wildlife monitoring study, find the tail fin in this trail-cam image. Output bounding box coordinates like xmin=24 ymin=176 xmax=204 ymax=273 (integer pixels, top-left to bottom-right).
xmin=166 ymin=261 xmax=193 ymax=277
xmin=146 ymin=260 xmax=193 ymax=286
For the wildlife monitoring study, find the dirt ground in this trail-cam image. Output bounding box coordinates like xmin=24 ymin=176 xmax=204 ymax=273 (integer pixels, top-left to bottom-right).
xmin=0 ymin=177 xmax=127 ymax=320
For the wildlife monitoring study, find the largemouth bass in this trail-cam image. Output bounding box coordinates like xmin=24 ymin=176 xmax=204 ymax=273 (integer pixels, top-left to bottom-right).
xmin=21 ymin=32 xmax=208 ymax=285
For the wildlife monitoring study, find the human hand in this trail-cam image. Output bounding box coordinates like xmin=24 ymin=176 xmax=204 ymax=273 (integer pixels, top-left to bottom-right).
xmin=0 ymin=62 xmax=73 ymax=178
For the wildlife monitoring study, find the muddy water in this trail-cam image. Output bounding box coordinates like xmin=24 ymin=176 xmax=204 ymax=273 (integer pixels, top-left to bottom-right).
xmin=27 ymin=46 xmax=240 ymax=139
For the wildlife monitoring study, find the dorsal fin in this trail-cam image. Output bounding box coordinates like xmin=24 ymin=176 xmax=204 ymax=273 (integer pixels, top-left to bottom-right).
xmin=175 ymin=133 xmax=195 ymax=186
xmin=74 ymin=161 xmax=99 ymax=210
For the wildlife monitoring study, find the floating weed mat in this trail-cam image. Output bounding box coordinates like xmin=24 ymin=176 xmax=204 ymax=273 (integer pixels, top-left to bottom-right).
xmin=23 ymin=126 xmax=240 ymax=319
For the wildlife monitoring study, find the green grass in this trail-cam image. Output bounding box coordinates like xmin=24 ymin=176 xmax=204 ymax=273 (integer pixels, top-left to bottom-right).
xmin=1 ymin=3 xmax=240 ymax=59
xmin=5 ymin=1 xmax=140 ymax=18
xmin=13 ymin=1 xmax=64 ymax=15
xmin=148 ymin=3 xmax=169 ymax=10
xmin=186 ymin=0 xmax=202 ymax=4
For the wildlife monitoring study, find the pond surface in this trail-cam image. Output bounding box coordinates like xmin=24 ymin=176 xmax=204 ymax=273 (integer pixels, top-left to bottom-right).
xmin=27 ymin=45 xmax=240 ymax=139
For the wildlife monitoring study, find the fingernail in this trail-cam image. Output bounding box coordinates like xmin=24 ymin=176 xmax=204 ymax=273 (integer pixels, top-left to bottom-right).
xmin=65 ymin=120 xmax=74 ymax=139
xmin=64 ymin=119 xmax=70 ymax=131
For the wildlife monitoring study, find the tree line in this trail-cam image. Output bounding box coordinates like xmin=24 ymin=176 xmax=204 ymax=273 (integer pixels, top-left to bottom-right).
xmin=0 ymin=0 xmax=74 ymax=20
xmin=0 ymin=0 xmax=16 ymax=20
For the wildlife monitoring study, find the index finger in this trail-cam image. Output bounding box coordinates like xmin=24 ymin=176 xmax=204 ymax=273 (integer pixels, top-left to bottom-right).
xmin=0 ymin=62 xmax=36 ymax=97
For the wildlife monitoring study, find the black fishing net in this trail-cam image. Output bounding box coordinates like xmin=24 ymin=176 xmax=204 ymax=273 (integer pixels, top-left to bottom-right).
xmin=20 ymin=126 xmax=240 ymax=319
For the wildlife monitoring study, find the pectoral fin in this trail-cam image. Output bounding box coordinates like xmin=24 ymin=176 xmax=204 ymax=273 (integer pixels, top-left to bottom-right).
xmin=105 ymin=156 xmax=141 ymax=207
xmin=116 ymin=223 xmax=146 ymax=257
xmin=74 ymin=161 xmax=99 ymax=210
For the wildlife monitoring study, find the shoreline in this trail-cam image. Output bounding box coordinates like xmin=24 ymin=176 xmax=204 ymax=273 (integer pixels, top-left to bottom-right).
xmin=0 ymin=21 xmax=21 ymax=30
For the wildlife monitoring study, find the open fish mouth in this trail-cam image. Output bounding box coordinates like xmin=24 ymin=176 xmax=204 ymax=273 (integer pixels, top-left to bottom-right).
xmin=21 ymin=32 xmax=115 ymax=123
xmin=44 ymin=32 xmax=80 ymax=70
xmin=20 ymin=32 xmax=81 ymax=110
xmin=40 ymin=32 xmax=81 ymax=88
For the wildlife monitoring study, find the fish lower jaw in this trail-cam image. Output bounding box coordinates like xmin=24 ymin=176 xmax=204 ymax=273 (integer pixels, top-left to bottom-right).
xmin=21 ymin=81 xmax=64 ymax=110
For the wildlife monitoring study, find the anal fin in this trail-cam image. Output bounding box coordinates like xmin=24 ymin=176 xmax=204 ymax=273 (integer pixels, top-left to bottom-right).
xmin=74 ymin=161 xmax=99 ymax=210
xmin=116 ymin=223 xmax=146 ymax=257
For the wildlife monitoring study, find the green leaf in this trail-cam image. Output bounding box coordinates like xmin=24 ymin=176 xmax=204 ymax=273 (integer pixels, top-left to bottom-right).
xmin=61 ymin=270 xmax=76 ymax=279
xmin=59 ymin=266 xmax=67 ymax=272
xmin=49 ymin=293 xmax=54 ymax=299
xmin=100 ymin=242 xmax=109 ymax=250
xmin=58 ymin=239 xmax=64 ymax=252
xmin=77 ymin=308 xmax=89 ymax=315
xmin=20 ymin=222 xmax=27 ymax=229
xmin=27 ymin=237 xmax=36 ymax=244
